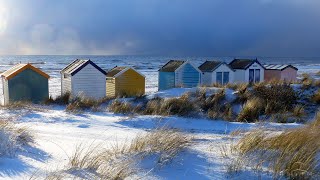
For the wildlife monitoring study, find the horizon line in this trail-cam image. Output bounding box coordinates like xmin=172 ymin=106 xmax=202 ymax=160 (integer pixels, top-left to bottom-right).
xmin=0 ymin=54 xmax=320 ymax=59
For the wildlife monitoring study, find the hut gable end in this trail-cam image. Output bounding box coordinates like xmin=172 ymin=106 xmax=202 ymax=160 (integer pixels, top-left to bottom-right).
xmin=60 ymin=59 xmax=107 ymax=99
xmin=71 ymin=63 xmax=107 ymax=99
xmin=175 ymin=62 xmax=201 ymax=87
xmin=106 ymin=67 xmax=145 ymax=97
xmin=61 ymin=59 xmax=106 ymax=76
xmin=1 ymin=63 xmax=49 ymax=105
xmin=1 ymin=63 xmax=49 ymax=80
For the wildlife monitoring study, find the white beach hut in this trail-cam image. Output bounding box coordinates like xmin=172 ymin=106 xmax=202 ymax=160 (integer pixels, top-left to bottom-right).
xmin=229 ymin=59 xmax=265 ymax=83
xmin=60 ymin=59 xmax=107 ymax=99
xmin=198 ymin=61 xmax=235 ymax=86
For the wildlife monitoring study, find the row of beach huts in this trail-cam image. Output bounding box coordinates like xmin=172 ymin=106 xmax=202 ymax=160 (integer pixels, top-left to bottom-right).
xmin=0 ymin=59 xmax=298 ymax=105
xmin=158 ymin=59 xmax=298 ymax=90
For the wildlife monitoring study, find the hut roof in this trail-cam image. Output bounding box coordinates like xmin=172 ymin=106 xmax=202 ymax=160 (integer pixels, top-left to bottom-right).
xmin=61 ymin=59 xmax=106 ymax=76
xmin=1 ymin=63 xmax=50 ymax=80
xmin=264 ymin=64 xmax=298 ymax=71
xmin=107 ymin=66 xmax=145 ymax=78
xmin=198 ymin=61 xmax=235 ymax=72
xmin=159 ymin=60 xmax=185 ymax=72
xmin=229 ymin=59 xmax=264 ymax=70
xmin=106 ymin=66 xmax=127 ymax=77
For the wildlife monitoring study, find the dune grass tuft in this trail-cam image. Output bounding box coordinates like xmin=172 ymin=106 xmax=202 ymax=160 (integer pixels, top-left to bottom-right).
xmin=0 ymin=120 xmax=34 ymax=157
xmin=66 ymin=96 xmax=109 ymax=113
xmin=45 ymin=93 xmax=71 ymax=105
xmin=108 ymin=99 xmax=136 ymax=114
xmin=159 ymin=96 xmax=195 ymax=116
xmin=237 ymin=98 xmax=265 ymax=122
xmin=253 ymin=83 xmax=297 ymax=114
xmin=59 ymin=128 xmax=191 ymax=179
xmin=232 ymin=114 xmax=320 ymax=179
xmin=311 ymin=89 xmax=320 ymax=104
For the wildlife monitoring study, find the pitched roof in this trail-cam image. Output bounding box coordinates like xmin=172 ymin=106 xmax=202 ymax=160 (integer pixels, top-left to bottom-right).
xmin=106 ymin=66 xmax=127 ymax=77
xmin=198 ymin=61 xmax=223 ymax=72
xmin=107 ymin=66 xmax=146 ymax=78
xmin=264 ymin=64 xmax=298 ymax=71
xmin=61 ymin=59 xmax=106 ymax=76
xmin=1 ymin=63 xmax=50 ymax=80
xmin=159 ymin=60 xmax=185 ymax=72
xmin=229 ymin=59 xmax=264 ymax=70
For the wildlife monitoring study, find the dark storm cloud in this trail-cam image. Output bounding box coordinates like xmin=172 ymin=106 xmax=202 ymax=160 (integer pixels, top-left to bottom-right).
xmin=0 ymin=0 xmax=319 ymax=56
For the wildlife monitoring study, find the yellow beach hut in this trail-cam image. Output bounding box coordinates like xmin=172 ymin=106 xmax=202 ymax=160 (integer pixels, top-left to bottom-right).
xmin=106 ymin=66 xmax=145 ymax=97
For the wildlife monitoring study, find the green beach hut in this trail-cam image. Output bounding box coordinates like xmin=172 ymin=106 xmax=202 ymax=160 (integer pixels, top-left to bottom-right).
xmin=1 ymin=63 xmax=50 ymax=105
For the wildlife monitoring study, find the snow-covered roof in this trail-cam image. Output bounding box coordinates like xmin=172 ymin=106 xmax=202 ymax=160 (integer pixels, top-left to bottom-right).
xmin=106 ymin=66 xmax=145 ymax=78
xmin=106 ymin=66 xmax=127 ymax=77
xmin=1 ymin=63 xmax=50 ymax=80
xmin=61 ymin=59 xmax=107 ymax=76
xmin=198 ymin=61 xmax=235 ymax=72
xmin=159 ymin=60 xmax=185 ymax=72
xmin=198 ymin=61 xmax=222 ymax=72
xmin=264 ymin=64 xmax=298 ymax=71
xmin=229 ymin=59 xmax=265 ymax=70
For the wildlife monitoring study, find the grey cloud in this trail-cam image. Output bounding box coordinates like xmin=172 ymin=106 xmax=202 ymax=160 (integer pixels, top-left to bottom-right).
xmin=0 ymin=0 xmax=319 ymax=56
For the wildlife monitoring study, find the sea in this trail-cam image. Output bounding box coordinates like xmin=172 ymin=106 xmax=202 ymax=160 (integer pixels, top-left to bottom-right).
xmin=0 ymin=55 xmax=319 ymax=97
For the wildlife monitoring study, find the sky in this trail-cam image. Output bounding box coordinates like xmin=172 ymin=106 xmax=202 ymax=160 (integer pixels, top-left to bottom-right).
xmin=0 ymin=0 xmax=319 ymax=56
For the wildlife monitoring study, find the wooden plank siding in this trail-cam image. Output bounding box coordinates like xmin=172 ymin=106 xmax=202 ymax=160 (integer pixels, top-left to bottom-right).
xmin=71 ymin=64 xmax=106 ymax=99
xmin=106 ymin=78 xmax=116 ymax=97
xmin=200 ymin=72 xmax=212 ymax=86
xmin=61 ymin=75 xmax=72 ymax=95
xmin=7 ymin=69 xmax=49 ymax=103
xmin=264 ymin=70 xmax=281 ymax=82
xmin=2 ymin=78 xmax=9 ymax=105
xmin=176 ymin=63 xmax=200 ymax=88
xmin=158 ymin=71 xmax=175 ymax=90
xmin=281 ymin=67 xmax=297 ymax=82
xmin=111 ymin=68 xmax=145 ymax=97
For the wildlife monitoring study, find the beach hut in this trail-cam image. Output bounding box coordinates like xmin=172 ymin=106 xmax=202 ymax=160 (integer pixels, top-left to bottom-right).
xmin=264 ymin=64 xmax=298 ymax=82
xmin=198 ymin=61 xmax=235 ymax=86
xmin=1 ymin=63 xmax=49 ymax=105
xmin=229 ymin=59 xmax=265 ymax=83
xmin=60 ymin=59 xmax=107 ymax=99
xmin=158 ymin=60 xmax=201 ymax=90
xmin=106 ymin=66 xmax=145 ymax=97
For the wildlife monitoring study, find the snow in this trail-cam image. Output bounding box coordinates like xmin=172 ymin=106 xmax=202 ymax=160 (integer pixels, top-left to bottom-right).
xmin=0 ymin=84 xmax=305 ymax=179
xmin=0 ymin=104 xmax=301 ymax=179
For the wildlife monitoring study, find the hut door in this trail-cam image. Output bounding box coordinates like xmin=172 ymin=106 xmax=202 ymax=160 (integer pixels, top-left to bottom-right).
xmin=223 ymin=72 xmax=229 ymax=85
xmin=249 ymin=69 xmax=254 ymax=83
xmin=216 ymin=72 xmax=223 ymax=85
xmin=255 ymin=69 xmax=260 ymax=83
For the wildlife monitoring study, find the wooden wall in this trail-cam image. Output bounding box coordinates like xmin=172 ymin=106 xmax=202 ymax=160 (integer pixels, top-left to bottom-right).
xmin=72 ymin=64 xmax=106 ymax=99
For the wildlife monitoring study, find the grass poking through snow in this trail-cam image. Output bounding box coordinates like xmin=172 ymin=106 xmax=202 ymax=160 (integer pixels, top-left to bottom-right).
xmin=230 ymin=113 xmax=320 ymax=179
xmin=45 ymin=128 xmax=192 ymax=179
xmin=0 ymin=120 xmax=34 ymax=157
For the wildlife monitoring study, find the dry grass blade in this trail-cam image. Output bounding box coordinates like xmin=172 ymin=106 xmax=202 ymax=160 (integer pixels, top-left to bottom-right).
xmin=237 ymin=98 xmax=265 ymax=122
xmin=68 ymin=144 xmax=103 ymax=171
xmin=55 ymin=128 xmax=192 ymax=179
xmin=108 ymin=99 xmax=135 ymax=114
xmin=0 ymin=120 xmax=34 ymax=157
xmin=233 ymin=115 xmax=320 ymax=179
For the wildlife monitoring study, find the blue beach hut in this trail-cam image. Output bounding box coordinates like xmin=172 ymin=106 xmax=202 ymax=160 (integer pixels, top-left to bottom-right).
xmin=1 ymin=63 xmax=50 ymax=105
xmin=158 ymin=60 xmax=201 ymax=90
